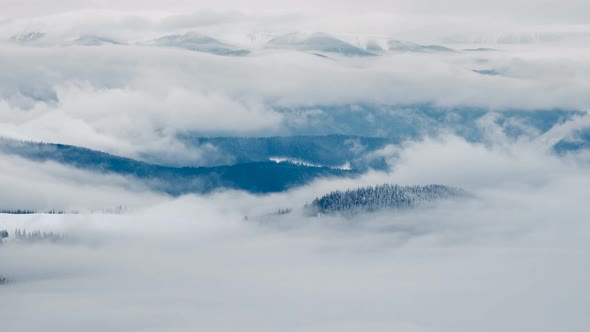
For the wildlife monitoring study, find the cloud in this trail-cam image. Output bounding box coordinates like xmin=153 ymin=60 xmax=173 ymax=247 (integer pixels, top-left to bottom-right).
xmin=2 ymin=0 xmax=590 ymax=24
xmin=0 ymin=152 xmax=168 ymax=211
xmin=1 ymin=131 xmax=590 ymax=331
xmin=0 ymin=7 xmax=589 ymax=331
xmin=0 ymin=34 xmax=590 ymax=164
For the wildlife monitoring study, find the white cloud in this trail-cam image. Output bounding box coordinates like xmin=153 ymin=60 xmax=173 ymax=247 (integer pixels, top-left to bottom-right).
xmin=1 ymin=37 xmax=590 ymax=162
xmin=1 ymin=133 xmax=590 ymax=331
xmin=0 ymin=152 xmax=168 ymax=211
xmin=0 ymin=6 xmax=589 ymax=331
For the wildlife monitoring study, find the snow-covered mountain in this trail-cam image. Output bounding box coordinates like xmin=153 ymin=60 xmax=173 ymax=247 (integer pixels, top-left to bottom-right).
xmin=330 ymin=34 xmax=456 ymax=53
xmin=534 ymin=112 xmax=590 ymax=154
xmin=387 ymin=40 xmax=456 ymax=53
xmin=6 ymin=29 xmax=467 ymax=57
xmin=245 ymin=32 xmax=278 ymax=48
xmin=72 ymin=35 xmax=123 ymax=46
xmin=9 ymin=31 xmax=45 ymax=44
xmin=8 ymin=31 xmax=124 ymax=48
xmin=153 ymin=32 xmax=250 ymax=56
xmin=266 ymin=32 xmax=376 ymax=56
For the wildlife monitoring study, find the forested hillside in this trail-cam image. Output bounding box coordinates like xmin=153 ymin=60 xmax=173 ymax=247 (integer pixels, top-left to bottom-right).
xmin=310 ymin=184 xmax=465 ymax=215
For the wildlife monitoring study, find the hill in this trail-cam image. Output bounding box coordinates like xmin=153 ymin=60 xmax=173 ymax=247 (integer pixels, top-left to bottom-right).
xmin=0 ymin=138 xmax=353 ymax=195
xmin=309 ymin=184 xmax=465 ymax=215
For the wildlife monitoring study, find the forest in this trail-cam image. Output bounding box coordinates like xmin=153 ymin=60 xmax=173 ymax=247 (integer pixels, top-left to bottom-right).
xmin=310 ymin=184 xmax=465 ymax=215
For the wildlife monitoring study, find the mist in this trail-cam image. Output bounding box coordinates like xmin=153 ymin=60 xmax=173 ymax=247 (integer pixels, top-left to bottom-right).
xmin=1 ymin=134 xmax=590 ymax=332
xmin=1 ymin=2 xmax=590 ymax=331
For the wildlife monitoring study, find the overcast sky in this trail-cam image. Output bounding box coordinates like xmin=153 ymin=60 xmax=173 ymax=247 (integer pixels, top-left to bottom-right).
xmin=2 ymin=0 xmax=590 ymax=22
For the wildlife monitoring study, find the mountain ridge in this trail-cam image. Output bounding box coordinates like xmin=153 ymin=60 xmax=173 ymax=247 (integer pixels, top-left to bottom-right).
xmin=0 ymin=137 xmax=354 ymax=195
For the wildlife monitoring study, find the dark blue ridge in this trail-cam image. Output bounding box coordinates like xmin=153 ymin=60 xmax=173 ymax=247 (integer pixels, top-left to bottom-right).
xmin=0 ymin=138 xmax=354 ymax=195
xmin=553 ymin=128 xmax=590 ymax=155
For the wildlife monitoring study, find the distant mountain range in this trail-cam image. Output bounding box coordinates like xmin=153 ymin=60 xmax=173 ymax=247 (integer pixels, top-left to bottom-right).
xmin=7 ymin=30 xmax=468 ymax=57
xmin=266 ymin=32 xmax=377 ymax=56
xmin=153 ymin=32 xmax=250 ymax=56
xmin=73 ymin=35 xmax=123 ymax=46
xmin=386 ymin=40 xmax=456 ymax=53
xmin=272 ymin=104 xmax=580 ymax=143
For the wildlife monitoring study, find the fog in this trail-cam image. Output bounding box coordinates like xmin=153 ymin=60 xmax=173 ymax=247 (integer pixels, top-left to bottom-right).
xmin=1 ymin=43 xmax=590 ymax=162
xmin=1 ymin=134 xmax=589 ymax=332
xmin=1 ymin=8 xmax=590 ymax=164
xmin=1 ymin=3 xmax=590 ymax=331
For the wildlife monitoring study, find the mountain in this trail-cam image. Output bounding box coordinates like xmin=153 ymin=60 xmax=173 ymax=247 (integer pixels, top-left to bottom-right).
xmin=552 ymin=128 xmax=590 ymax=154
xmin=246 ymin=32 xmax=277 ymax=47
xmin=532 ymin=113 xmax=590 ymax=154
xmin=463 ymin=48 xmax=500 ymax=52
xmin=9 ymin=32 xmax=45 ymax=44
xmin=472 ymin=69 xmax=501 ymax=76
xmin=274 ymin=104 xmax=580 ymax=143
xmin=387 ymin=40 xmax=456 ymax=53
xmin=73 ymin=35 xmax=123 ymax=46
xmin=9 ymin=32 xmax=124 ymax=47
xmin=176 ymin=135 xmax=392 ymax=170
xmin=0 ymin=138 xmax=352 ymax=195
xmin=309 ymin=184 xmax=465 ymax=215
xmin=153 ymin=32 xmax=249 ymax=56
xmin=365 ymin=40 xmax=385 ymax=52
xmin=267 ymin=32 xmax=376 ymax=56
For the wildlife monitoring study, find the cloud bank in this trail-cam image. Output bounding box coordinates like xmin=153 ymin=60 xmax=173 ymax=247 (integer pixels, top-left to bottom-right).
xmin=1 ymin=132 xmax=590 ymax=332
xmin=1 ymin=4 xmax=589 ymax=332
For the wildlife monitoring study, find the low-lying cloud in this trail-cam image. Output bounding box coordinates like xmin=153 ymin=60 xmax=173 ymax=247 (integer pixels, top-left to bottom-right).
xmin=0 ymin=36 xmax=590 ymax=161
xmin=1 ymin=133 xmax=589 ymax=332
xmin=1 ymin=5 xmax=589 ymax=331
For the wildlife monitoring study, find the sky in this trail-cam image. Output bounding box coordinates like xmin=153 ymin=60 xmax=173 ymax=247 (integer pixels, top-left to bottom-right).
xmin=2 ymin=0 xmax=590 ymax=22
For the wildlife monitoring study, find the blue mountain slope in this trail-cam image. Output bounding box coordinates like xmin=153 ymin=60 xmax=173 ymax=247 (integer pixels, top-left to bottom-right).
xmin=472 ymin=69 xmax=501 ymax=76
xmin=267 ymin=33 xmax=376 ymax=56
xmin=0 ymin=138 xmax=352 ymax=195
xmin=275 ymin=104 xmax=579 ymax=143
xmin=9 ymin=32 xmax=45 ymax=44
xmin=365 ymin=40 xmax=384 ymax=52
xmin=154 ymin=32 xmax=249 ymax=56
xmin=388 ymin=40 xmax=456 ymax=53
xmin=463 ymin=48 xmax=500 ymax=52
xmin=175 ymin=108 xmax=578 ymax=169
xmin=73 ymin=35 xmax=123 ymax=46
xmin=553 ymin=128 xmax=590 ymax=155
xmin=176 ymin=135 xmax=392 ymax=170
